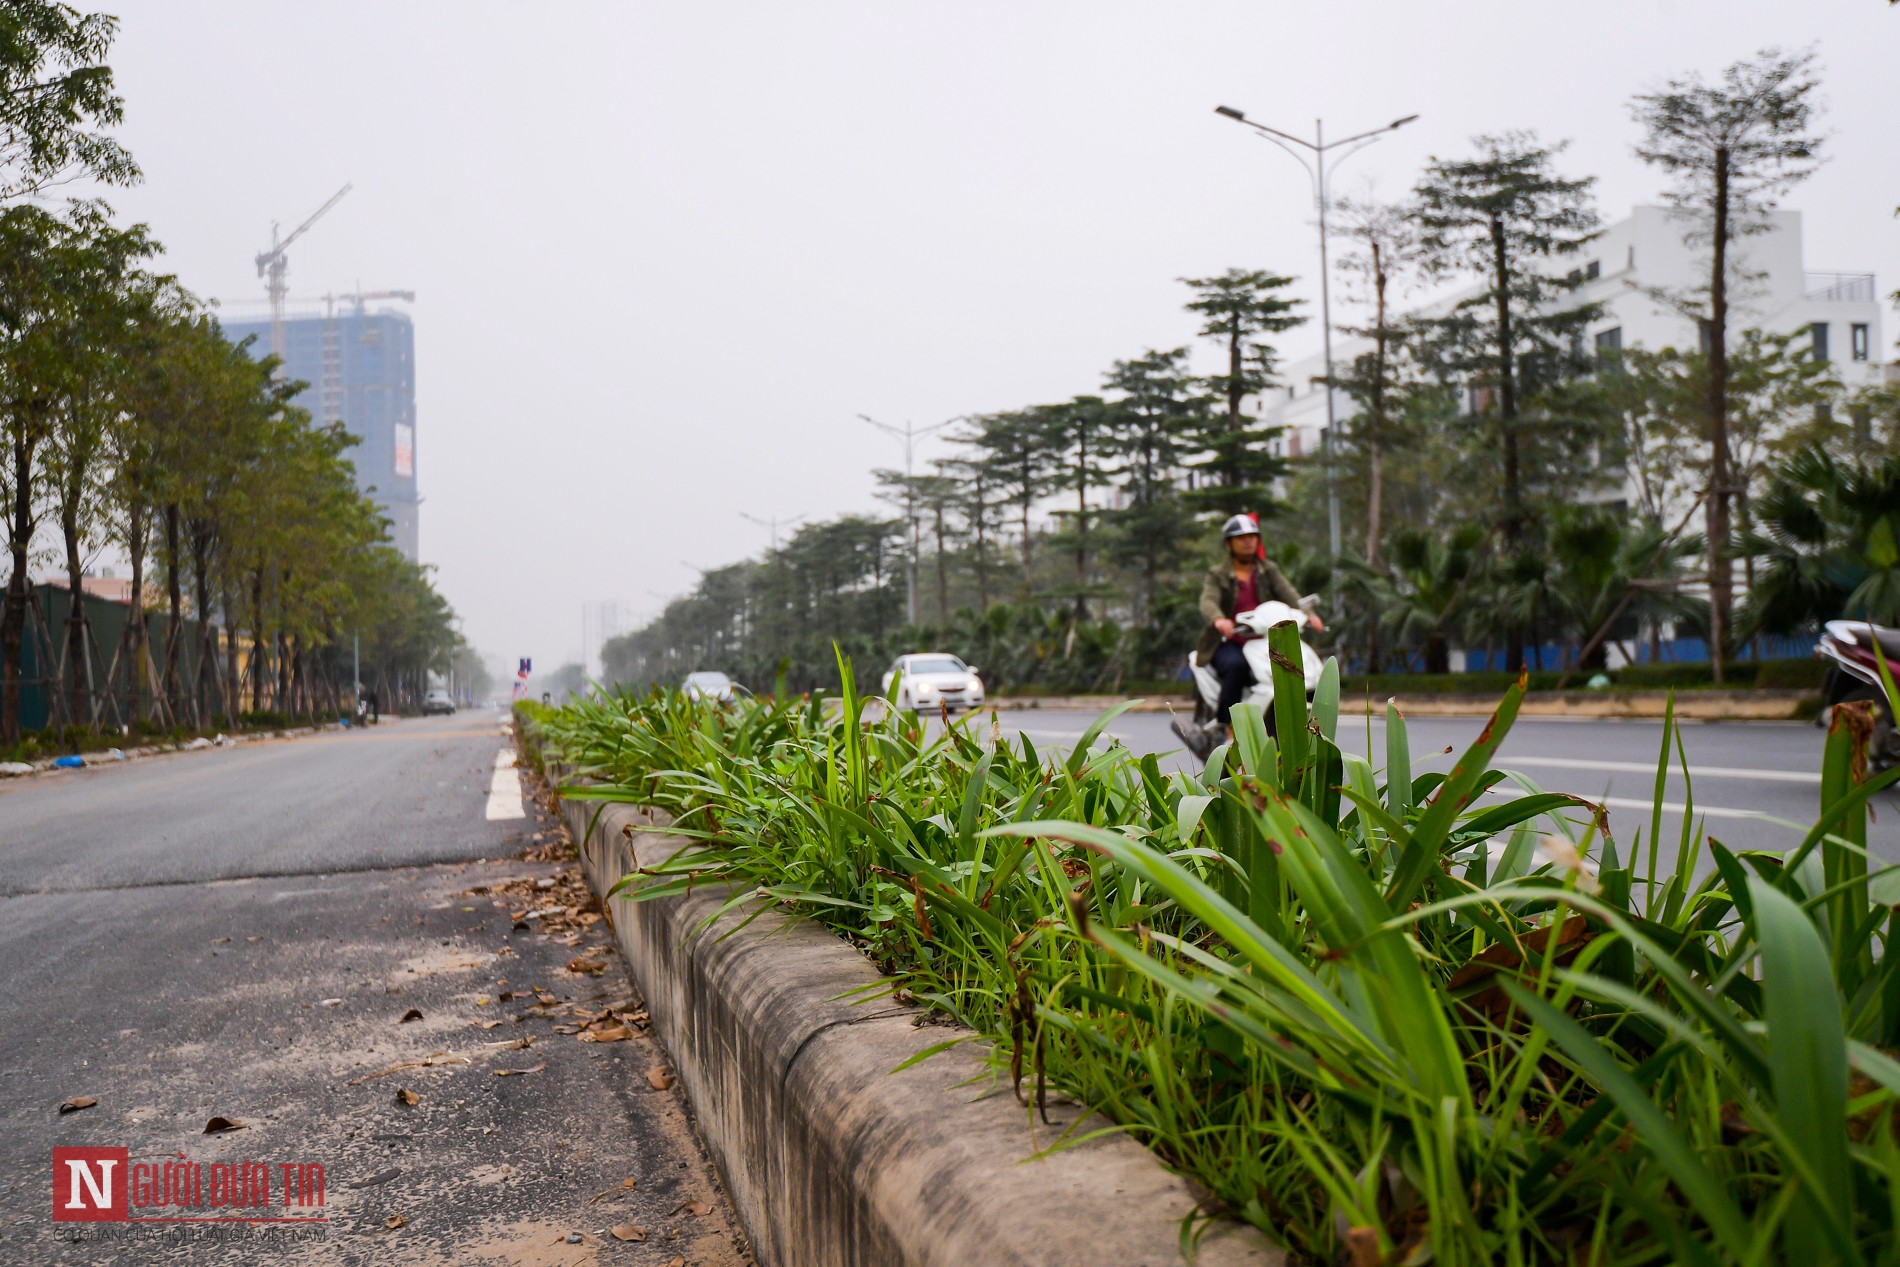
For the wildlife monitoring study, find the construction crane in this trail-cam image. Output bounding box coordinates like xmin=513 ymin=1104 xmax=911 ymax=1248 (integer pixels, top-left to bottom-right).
xmin=254 ymin=182 xmax=352 ymax=362
xmin=320 ymin=288 xmax=416 ymax=318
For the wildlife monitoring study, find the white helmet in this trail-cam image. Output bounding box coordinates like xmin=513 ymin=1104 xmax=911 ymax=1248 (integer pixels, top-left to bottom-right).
xmin=1221 ymin=513 xmax=1261 ymax=540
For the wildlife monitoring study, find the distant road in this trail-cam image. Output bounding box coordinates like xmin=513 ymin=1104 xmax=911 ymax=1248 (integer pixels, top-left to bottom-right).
xmin=990 ymin=707 xmax=1894 ymax=862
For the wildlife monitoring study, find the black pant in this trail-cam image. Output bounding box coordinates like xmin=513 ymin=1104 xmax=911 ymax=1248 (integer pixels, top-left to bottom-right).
xmin=1212 ymin=640 xmax=1252 ymax=725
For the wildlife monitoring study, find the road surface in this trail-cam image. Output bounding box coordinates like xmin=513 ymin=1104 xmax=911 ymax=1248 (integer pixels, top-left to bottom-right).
xmin=0 ymin=712 xmax=750 ymax=1266
xmin=994 ymin=707 xmax=1897 ymax=863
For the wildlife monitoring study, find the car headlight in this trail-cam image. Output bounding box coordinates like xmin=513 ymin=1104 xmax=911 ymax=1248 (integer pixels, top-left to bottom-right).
xmin=915 ymin=682 xmax=936 ymax=694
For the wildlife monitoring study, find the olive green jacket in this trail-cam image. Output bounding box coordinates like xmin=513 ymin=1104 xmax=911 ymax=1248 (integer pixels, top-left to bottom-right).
xmin=1194 ymin=558 xmax=1301 ymax=666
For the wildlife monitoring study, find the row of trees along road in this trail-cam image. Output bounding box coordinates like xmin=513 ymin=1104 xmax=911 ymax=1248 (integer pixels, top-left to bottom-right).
xmin=0 ymin=3 xmax=473 ymax=751
xmin=602 ymin=47 xmax=1900 ymax=698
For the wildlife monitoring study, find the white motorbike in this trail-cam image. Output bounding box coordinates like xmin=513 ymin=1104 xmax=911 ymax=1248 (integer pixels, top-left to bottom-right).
xmin=1171 ymin=599 xmax=1323 ymax=762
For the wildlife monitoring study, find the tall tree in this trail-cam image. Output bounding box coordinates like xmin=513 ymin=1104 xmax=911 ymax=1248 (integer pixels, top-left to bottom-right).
xmin=1631 ymin=48 xmax=1822 ymax=683
xmin=1044 ymin=395 xmax=1113 ymax=623
xmin=1179 ymin=268 xmax=1303 ymax=517
xmin=961 ymin=410 xmax=1061 ymax=601
xmin=1413 ymin=131 xmax=1600 ymax=668
xmin=1101 ymin=349 xmax=1209 ymax=622
xmin=1330 ymin=197 xmax=1422 ymax=569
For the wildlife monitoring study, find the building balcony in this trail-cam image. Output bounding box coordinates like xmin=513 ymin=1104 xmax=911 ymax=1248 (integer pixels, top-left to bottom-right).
xmin=1805 ymin=272 xmax=1876 ymax=303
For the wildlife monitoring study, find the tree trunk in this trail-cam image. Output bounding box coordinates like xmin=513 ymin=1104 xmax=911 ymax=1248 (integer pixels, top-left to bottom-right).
xmin=933 ymin=502 xmax=949 ymax=626
xmin=162 ymin=503 xmax=185 ymax=725
xmin=1365 ymin=240 xmax=1389 ymax=570
xmin=1072 ymin=422 xmax=1089 ymax=624
xmin=1706 ymin=148 xmax=1733 ymax=685
xmin=61 ymin=480 xmax=91 ymax=730
xmin=1489 ymin=213 xmax=1526 ymax=672
xmin=1 ymin=431 xmax=35 ymax=747
xmin=191 ymin=524 xmax=216 ymax=724
xmin=125 ymin=501 xmax=148 ymax=727
xmin=250 ymin=569 xmax=267 ymax=714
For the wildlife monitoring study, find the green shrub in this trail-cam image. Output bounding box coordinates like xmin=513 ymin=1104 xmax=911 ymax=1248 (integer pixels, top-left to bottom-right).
xmin=534 ymin=646 xmax=1899 ymax=1265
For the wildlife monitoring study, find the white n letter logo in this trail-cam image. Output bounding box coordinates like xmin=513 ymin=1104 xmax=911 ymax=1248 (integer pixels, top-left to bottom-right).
xmin=64 ymin=1159 xmax=115 ymax=1210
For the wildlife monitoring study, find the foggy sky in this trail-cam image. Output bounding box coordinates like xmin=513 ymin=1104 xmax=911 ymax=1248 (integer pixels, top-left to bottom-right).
xmin=104 ymin=1 xmax=1900 ymax=675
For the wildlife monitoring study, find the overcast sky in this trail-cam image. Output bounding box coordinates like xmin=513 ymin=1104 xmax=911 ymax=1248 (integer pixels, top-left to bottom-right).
xmin=105 ymin=1 xmax=1899 ymax=675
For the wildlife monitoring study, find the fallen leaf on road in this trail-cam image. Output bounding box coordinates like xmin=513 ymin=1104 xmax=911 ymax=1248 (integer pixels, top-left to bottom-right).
xmin=565 ymin=957 xmax=606 ymax=976
xmin=202 ymin=1116 xmax=244 ymax=1134
xmin=475 ymin=995 xmax=492 ymax=1006
xmin=395 ymin=1088 xmax=419 ymax=1106
xmin=610 ymin=1224 xmax=646 ymax=1242
xmin=385 ymin=1215 xmax=406 ymax=1231
xmin=682 ymin=1199 xmax=712 ymax=1217
xmin=59 ymin=1096 xmax=97 ymax=1114
xmin=645 ymin=1067 xmax=674 ymax=1091
xmin=210 ymin=937 xmax=231 ymax=945
xmin=493 ymin=1061 xmax=547 ymax=1078
xmin=664 ymin=1258 xmax=685 ymax=1267
xmin=580 ymin=1026 xmax=632 ymax=1044
xmin=588 ymin=1178 xmax=637 ymax=1204
xmin=482 ymin=1036 xmax=533 ymax=1050
xmin=320 ymin=998 xmax=344 ymax=1007
xmin=399 ymin=1008 xmax=423 ymax=1023
xmin=347 ymin=1052 xmax=470 ymax=1085
xmin=246 ymin=936 xmax=262 ymax=943
xmin=473 ymin=1019 xmax=504 ymax=1030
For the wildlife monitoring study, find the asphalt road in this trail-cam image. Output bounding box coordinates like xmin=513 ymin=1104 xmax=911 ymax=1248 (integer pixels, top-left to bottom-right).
xmin=0 ymin=712 xmax=751 ymax=1266
xmin=997 ymin=706 xmax=1899 ymax=863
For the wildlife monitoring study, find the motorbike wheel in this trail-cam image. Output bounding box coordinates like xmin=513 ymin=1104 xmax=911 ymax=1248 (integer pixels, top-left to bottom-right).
xmin=1839 ymin=685 xmax=1900 ymax=772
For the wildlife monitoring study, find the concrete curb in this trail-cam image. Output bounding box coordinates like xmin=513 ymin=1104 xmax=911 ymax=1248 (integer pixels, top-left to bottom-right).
xmin=548 ymin=779 xmax=1282 ymax=1267
xmin=989 ymin=689 xmax=1819 ymax=721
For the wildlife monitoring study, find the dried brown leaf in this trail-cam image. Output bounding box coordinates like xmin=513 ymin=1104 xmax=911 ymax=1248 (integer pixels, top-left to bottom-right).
xmin=395 ymin=1088 xmax=419 ymax=1106
xmin=579 ymin=1026 xmax=632 ymax=1044
xmin=493 ymin=1061 xmax=547 ymax=1078
xmin=385 ymin=1215 xmax=407 ymax=1231
xmin=609 ymin=1224 xmax=646 ymax=1242
xmin=399 ymin=1008 xmax=423 ymax=1023
xmin=645 ymin=1067 xmax=675 ymax=1091
xmin=58 ymin=1096 xmax=97 ymax=1114
xmin=202 ymin=1116 xmax=244 ymax=1134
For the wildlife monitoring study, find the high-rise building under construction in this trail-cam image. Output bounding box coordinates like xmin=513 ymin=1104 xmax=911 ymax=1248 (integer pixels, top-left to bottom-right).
xmin=222 ymin=298 xmax=421 ymax=560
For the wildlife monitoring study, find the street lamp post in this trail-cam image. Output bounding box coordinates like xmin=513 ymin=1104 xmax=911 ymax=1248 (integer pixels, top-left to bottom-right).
xmin=1213 ymin=105 xmax=1418 ymax=598
xmin=738 ymin=510 xmax=805 ymax=552
xmin=857 ymin=413 xmax=963 ymax=627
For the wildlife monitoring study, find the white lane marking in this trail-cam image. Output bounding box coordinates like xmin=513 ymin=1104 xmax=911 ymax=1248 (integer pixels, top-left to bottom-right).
xmin=1483 ymin=786 xmax=1763 ymax=823
xmin=485 ymin=747 xmax=525 ymax=820
xmin=1483 ymin=754 xmax=1819 ymax=784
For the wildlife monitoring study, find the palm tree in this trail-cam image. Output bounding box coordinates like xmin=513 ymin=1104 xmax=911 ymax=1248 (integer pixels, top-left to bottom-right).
xmin=1741 ymin=448 xmax=1900 ymax=636
xmin=1368 ymin=524 xmax=1487 ymax=674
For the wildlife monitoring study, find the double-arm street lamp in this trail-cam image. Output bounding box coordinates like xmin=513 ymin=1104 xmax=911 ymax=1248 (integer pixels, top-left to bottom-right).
xmin=858 ymin=413 xmax=966 ymax=627
xmin=1213 ymin=105 xmax=1418 ymax=595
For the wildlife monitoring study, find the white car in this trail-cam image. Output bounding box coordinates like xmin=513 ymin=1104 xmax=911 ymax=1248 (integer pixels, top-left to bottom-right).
xmin=420 ymin=688 xmax=455 ymax=715
xmin=682 ymin=670 xmax=736 ymax=702
xmin=881 ymin=654 xmax=985 ymax=715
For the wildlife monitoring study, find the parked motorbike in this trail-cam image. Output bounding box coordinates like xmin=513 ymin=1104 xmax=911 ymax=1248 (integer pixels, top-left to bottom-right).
xmin=1817 ymin=619 xmax=1900 ymax=773
xmin=1170 ymin=598 xmax=1323 ymax=763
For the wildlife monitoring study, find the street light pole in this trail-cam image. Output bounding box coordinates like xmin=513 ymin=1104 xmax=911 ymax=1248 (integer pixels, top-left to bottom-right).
xmin=1213 ymin=105 xmax=1418 ymax=600
xmin=738 ymin=510 xmax=804 ymax=552
xmin=858 ymin=413 xmax=962 ymax=627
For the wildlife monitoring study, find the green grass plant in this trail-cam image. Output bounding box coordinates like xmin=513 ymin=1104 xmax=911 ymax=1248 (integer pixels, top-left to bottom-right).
xmin=525 ymin=638 xmax=1900 ymax=1265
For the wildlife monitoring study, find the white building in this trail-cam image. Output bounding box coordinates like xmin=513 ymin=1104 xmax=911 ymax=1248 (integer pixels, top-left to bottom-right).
xmin=1260 ymin=205 xmax=1887 ymax=462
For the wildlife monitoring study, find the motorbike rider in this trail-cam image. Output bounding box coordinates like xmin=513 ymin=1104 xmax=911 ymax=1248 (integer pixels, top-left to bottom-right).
xmin=1196 ymin=513 xmax=1324 ymax=737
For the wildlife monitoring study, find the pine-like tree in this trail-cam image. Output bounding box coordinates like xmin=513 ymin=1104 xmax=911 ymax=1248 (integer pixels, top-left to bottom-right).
xmin=1630 ymin=48 xmax=1822 ymax=682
